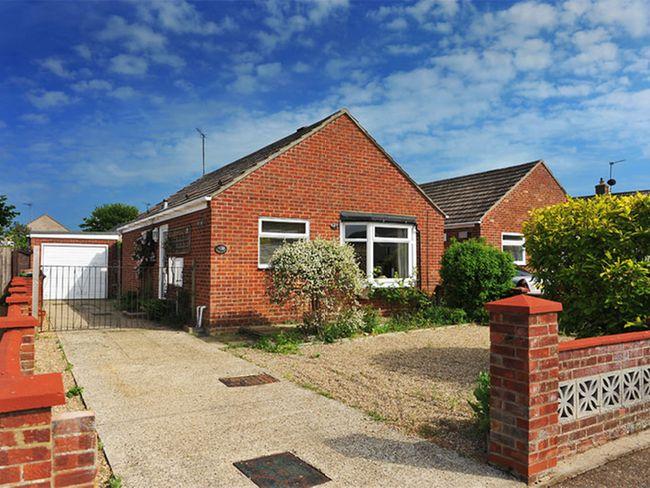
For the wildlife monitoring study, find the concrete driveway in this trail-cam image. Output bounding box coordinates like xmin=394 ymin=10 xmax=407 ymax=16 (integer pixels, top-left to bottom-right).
xmin=59 ymin=328 xmax=519 ymax=487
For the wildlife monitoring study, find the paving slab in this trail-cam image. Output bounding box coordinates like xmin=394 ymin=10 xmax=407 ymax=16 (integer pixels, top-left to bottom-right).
xmin=59 ymin=328 xmax=521 ymax=487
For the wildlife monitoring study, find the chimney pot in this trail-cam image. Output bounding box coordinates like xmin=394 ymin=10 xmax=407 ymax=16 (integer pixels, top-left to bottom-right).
xmin=595 ymin=178 xmax=610 ymax=195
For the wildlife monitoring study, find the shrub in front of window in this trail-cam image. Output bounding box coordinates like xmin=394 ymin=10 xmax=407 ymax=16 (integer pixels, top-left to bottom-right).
xmin=440 ymin=238 xmax=515 ymax=322
xmin=268 ymin=238 xmax=364 ymax=334
xmin=524 ymin=193 xmax=649 ymax=336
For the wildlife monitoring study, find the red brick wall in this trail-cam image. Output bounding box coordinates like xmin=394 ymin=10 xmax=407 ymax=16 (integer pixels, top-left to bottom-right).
xmin=208 ymin=113 xmax=445 ymax=328
xmin=480 ymin=163 xmax=566 ymax=252
xmin=444 ymin=224 xmax=480 ymax=247
xmin=120 ymin=209 xmax=211 ymax=310
xmin=557 ymin=333 xmax=650 ymax=460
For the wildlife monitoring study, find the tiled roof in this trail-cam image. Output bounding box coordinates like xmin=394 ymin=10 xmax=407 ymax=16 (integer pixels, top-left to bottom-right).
xmin=137 ymin=110 xmax=343 ymax=220
xmin=575 ymin=189 xmax=650 ymax=199
xmin=419 ymin=161 xmax=541 ymax=225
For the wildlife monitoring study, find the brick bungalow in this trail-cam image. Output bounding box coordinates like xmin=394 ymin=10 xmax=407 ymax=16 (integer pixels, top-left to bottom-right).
xmin=118 ymin=109 xmax=446 ymax=331
xmin=420 ymin=160 xmax=566 ymax=265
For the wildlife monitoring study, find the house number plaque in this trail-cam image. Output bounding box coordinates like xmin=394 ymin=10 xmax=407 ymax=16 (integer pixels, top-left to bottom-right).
xmin=215 ymin=244 xmax=228 ymax=254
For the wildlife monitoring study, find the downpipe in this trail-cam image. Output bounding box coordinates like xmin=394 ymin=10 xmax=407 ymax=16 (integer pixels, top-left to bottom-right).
xmin=194 ymin=305 xmax=206 ymax=335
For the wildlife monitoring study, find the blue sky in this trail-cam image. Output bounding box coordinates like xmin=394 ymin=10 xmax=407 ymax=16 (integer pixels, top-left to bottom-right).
xmin=1 ymin=0 xmax=649 ymax=229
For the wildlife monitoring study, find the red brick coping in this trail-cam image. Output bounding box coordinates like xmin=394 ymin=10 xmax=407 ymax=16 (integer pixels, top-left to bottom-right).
xmin=559 ymin=330 xmax=650 ymax=352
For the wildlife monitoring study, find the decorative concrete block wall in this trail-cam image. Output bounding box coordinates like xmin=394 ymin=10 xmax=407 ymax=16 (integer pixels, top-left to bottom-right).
xmin=486 ymin=294 xmax=650 ymax=483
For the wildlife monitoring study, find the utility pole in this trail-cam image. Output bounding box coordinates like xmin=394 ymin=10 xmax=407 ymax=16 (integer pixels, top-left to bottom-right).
xmin=196 ymin=128 xmax=206 ymax=176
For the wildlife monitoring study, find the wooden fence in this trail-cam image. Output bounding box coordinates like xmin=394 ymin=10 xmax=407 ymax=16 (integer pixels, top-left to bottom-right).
xmin=0 ymin=247 xmax=11 ymax=294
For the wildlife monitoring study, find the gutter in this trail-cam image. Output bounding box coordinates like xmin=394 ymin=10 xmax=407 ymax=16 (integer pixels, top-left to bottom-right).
xmin=117 ymin=196 xmax=212 ymax=234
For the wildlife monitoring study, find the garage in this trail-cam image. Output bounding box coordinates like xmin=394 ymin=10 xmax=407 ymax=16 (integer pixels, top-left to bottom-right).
xmin=30 ymin=231 xmax=120 ymax=301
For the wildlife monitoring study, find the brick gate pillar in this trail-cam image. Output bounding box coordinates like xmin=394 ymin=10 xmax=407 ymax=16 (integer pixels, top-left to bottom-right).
xmin=485 ymin=294 xmax=562 ymax=483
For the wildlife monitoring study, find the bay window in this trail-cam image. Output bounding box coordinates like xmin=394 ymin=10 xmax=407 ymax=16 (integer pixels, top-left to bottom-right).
xmin=258 ymin=218 xmax=309 ymax=268
xmin=342 ymin=222 xmax=416 ymax=286
xmin=502 ymin=233 xmax=526 ymax=265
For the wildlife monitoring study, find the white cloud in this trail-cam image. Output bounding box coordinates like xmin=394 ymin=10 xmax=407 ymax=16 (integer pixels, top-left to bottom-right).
xmin=386 ymin=17 xmax=409 ymax=30
xmin=586 ymin=0 xmax=649 ymax=37
xmin=151 ymin=52 xmax=186 ymax=69
xmin=256 ymin=62 xmax=282 ymax=78
xmin=26 ymin=91 xmax=73 ymax=109
xmin=38 ymin=57 xmax=73 ymax=78
xmin=109 ymin=54 xmax=149 ymax=75
xmin=513 ymin=39 xmax=552 ymax=70
xmin=386 ymin=44 xmax=426 ymax=55
xmin=292 ymin=62 xmax=311 ymax=73
xmin=71 ymin=79 xmax=113 ymax=92
xmin=98 ymin=16 xmax=166 ymax=51
xmin=109 ymin=86 xmax=138 ymax=100
xmin=137 ymin=0 xmax=237 ymax=35
xmin=74 ymin=44 xmax=92 ymax=60
xmin=20 ymin=113 xmax=50 ymax=124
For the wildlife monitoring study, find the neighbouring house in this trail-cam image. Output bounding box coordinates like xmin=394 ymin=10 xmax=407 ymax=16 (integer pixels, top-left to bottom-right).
xmin=577 ymin=178 xmax=649 ymax=198
xmin=117 ymin=109 xmax=446 ymax=331
xmin=419 ymin=160 xmax=566 ymax=266
xmin=30 ymin=230 xmax=120 ymax=300
xmin=26 ymin=213 xmax=69 ymax=232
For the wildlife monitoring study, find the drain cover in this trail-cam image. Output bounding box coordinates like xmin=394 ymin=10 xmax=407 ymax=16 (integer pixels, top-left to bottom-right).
xmin=234 ymin=452 xmax=330 ymax=487
xmin=219 ymin=373 xmax=278 ymax=387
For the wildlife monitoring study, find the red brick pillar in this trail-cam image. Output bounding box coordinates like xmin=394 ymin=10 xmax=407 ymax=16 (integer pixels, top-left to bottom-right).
xmin=485 ymin=294 xmax=562 ymax=483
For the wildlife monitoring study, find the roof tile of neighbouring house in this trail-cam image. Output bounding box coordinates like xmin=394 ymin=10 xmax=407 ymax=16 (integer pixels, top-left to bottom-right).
xmin=575 ymin=189 xmax=650 ymax=199
xmin=419 ymin=161 xmax=541 ymax=225
xmin=26 ymin=214 xmax=69 ymax=232
xmin=137 ymin=111 xmax=342 ymax=220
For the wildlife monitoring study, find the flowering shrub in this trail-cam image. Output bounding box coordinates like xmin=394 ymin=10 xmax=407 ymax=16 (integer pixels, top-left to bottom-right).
xmin=268 ymin=239 xmax=364 ymax=334
xmin=524 ymin=193 xmax=649 ymax=336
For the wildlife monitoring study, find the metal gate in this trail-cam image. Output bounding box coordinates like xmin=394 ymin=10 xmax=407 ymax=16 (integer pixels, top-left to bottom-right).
xmin=39 ymin=262 xmax=195 ymax=331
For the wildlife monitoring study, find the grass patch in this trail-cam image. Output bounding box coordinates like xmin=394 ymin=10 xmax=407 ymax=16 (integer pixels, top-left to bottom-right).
xmin=65 ymin=385 xmax=84 ymax=399
xmin=300 ymin=382 xmax=333 ymax=399
xmin=366 ymin=410 xmax=387 ymax=422
xmin=108 ymin=474 xmax=123 ymax=488
xmin=253 ymin=331 xmax=302 ymax=354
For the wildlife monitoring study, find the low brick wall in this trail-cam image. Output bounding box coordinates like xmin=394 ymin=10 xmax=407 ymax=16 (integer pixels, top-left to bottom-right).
xmin=1 ymin=276 xmax=99 ymax=487
xmin=557 ymin=331 xmax=650 ymax=460
xmin=486 ymin=294 xmax=649 ymax=483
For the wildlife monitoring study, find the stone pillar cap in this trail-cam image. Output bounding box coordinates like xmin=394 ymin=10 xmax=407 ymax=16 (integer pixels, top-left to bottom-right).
xmin=485 ymin=294 xmax=562 ymax=314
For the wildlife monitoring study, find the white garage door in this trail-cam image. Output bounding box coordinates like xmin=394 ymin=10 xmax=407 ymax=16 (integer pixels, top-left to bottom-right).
xmin=42 ymin=244 xmax=108 ymax=300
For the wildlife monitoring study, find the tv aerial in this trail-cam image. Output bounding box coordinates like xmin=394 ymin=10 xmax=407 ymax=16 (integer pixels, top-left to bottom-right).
xmin=607 ymin=159 xmax=625 ymax=187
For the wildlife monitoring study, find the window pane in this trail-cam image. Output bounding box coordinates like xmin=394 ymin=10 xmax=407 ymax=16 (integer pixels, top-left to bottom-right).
xmin=502 ymin=234 xmax=524 ymax=242
xmin=503 ymin=245 xmax=524 ymax=263
xmin=373 ymin=242 xmax=409 ymax=279
xmin=261 ymin=220 xmax=306 ymax=234
xmin=375 ymin=227 xmax=408 ymax=238
xmin=345 ymin=224 xmax=367 ymax=239
xmin=347 ymin=241 xmax=367 ymax=275
xmin=260 ymin=237 xmax=300 ymax=264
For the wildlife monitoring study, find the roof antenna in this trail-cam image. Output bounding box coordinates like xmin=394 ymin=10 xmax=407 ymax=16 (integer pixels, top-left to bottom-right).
xmin=22 ymin=202 xmax=33 ymax=222
xmin=196 ymin=128 xmax=207 ymax=176
xmin=607 ymin=159 xmax=625 ymax=187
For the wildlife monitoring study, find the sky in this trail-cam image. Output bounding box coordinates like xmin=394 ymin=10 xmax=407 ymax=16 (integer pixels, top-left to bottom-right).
xmin=1 ymin=0 xmax=649 ymax=230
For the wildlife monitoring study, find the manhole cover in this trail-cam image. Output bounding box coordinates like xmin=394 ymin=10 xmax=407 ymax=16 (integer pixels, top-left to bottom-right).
xmin=234 ymin=452 xmax=330 ymax=487
xmin=219 ymin=373 xmax=278 ymax=387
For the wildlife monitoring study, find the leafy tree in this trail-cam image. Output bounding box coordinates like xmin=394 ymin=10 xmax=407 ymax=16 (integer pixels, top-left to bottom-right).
xmin=4 ymin=223 xmax=30 ymax=250
xmin=440 ymin=238 xmax=515 ymax=322
xmin=0 ymin=194 xmax=18 ymax=234
xmin=267 ymin=239 xmax=364 ymax=334
xmin=524 ymin=193 xmax=649 ymax=337
xmin=80 ymin=203 xmax=139 ymax=232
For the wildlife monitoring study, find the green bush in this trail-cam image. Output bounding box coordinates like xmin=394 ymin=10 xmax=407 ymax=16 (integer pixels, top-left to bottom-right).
xmin=268 ymin=239 xmax=364 ymax=334
xmin=320 ymin=308 xmax=364 ymax=343
xmin=468 ymin=370 xmax=490 ymax=434
xmin=118 ymin=291 xmax=140 ymax=312
xmin=369 ymin=286 xmax=431 ymax=309
xmin=418 ymin=305 xmax=468 ymax=325
xmin=524 ymin=194 xmax=649 ymax=336
xmin=440 ymin=238 xmax=515 ymax=322
xmin=360 ymin=306 xmax=382 ymax=333
xmin=141 ymin=299 xmax=173 ymax=321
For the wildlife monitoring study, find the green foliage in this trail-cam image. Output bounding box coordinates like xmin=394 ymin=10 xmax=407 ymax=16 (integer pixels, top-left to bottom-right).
xmin=320 ymin=308 xmax=365 ymax=343
xmin=140 ymin=299 xmax=172 ymax=321
xmin=0 ymin=194 xmax=18 ymax=234
xmin=360 ymin=306 xmax=382 ymax=333
xmin=3 ymin=223 xmax=29 ymax=250
xmin=268 ymin=239 xmax=364 ymax=333
xmin=253 ymin=332 xmax=302 ymax=354
xmin=524 ymin=194 xmax=649 ymax=336
xmin=108 ymin=475 xmax=123 ymax=488
xmin=65 ymin=385 xmax=84 ymax=398
xmin=80 ymin=203 xmax=139 ymax=232
xmin=440 ymin=238 xmax=516 ymax=322
xmin=468 ymin=370 xmax=490 ymax=434
xmin=369 ymin=286 xmax=431 ymax=309
xmin=366 ymin=305 xmax=467 ymax=335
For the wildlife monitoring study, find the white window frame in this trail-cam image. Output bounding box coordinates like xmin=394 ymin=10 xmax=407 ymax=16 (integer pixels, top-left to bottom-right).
xmin=341 ymin=222 xmax=417 ymax=288
xmin=501 ymin=232 xmax=526 ymax=265
xmin=258 ymin=217 xmax=310 ymax=269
